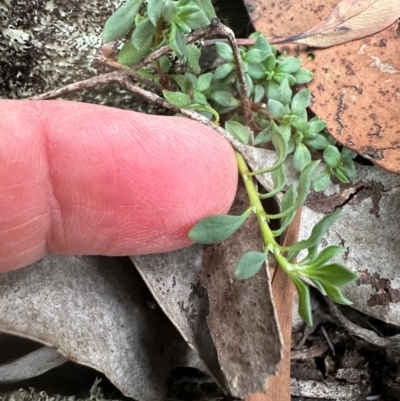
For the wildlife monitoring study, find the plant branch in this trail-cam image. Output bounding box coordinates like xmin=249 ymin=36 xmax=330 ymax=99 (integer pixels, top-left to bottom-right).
xmin=97 ymin=57 xmax=162 ymax=93
xmin=214 ymin=22 xmax=255 ymax=143
xmin=131 ymin=23 xmax=222 ymax=71
xmin=30 ymin=71 xmax=123 ymax=100
xmin=235 ymin=151 xmax=279 ymax=253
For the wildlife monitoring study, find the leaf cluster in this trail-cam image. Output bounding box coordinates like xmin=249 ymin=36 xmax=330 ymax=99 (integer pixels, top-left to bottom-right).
xmin=102 ymin=0 xmax=359 ymax=325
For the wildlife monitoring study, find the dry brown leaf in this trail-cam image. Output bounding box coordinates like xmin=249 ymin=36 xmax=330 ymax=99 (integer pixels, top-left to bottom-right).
xmin=271 ymin=0 xmax=400 ymax=48
xmin=200 ymin=182 xmax=282 ymax=398
xmin=0 ymin=255 xmax=197 ymax=401
xmin=134 ymin=181 xmax=282 ymax=399
xmin=245 ymin=0 xmax=400 ymax=173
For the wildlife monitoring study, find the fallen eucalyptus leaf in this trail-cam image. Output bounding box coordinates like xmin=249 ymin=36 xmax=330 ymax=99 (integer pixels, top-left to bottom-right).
xmin=271 ymin=0 xmax=400 ymax=48
xmin=0 ymin=346 xmax=67 ymax=384
xmin=301 ymin=163 xmax=400 ymax=325
xmin=0 ymin=255 xmax=198 ymax=401
xmin=131 ymin=246 xmax=228 ymax=393
xmin=200 ymin=182 xmax=282 ymax=398
xmin=246 ymin=0 xmax=400 ymax=173
xmin=134 ymin=182 xmax=281 ymax=399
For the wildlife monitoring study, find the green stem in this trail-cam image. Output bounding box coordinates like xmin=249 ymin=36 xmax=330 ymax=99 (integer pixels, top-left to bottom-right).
xmin=235 ymin=151 xmax=293 ymax=273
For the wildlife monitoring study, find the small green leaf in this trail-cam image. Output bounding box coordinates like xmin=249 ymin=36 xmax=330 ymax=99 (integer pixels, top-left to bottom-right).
xmin=253 ymin=84 xmax=265 ymax=103
xmin=117 ymin=38 xmax=152 ymax=66
xmin=213 ymin=63 xmax=235 ymax=80
xmin=341 ymin=158 xmax=357 ymax=179
xmin=267 ymin=99 xmax=286 ymax=119
xmin=268 ymin=160 xmax=320 ymax=219
xmin=159 ymin=56 xmax=172 ymax=73
xmin=323 ymin=145 xmax=341 ymax=169
xmin=290 ymin=274 xmax=313 ymax=325
xmin=313 ymin=166 xmax=332 ymax=192
xmin=272 ymin=72 xmax=296 ymax=85
xmin=177 ymin=3 xmax=210 ymax=30
xmin=291 ymin=119 xmax=311 ymax=134
xmin=292 ymin=67 xmax=313 ymax=84
xmin=189 ymin=105 xmax=219 ymax=123
xmin=210 ymin=90 xmax=241 ymax=108
xmin=215 ymin=42 xmax=234 ymax=62
xmin=252 ymin=33 xmax=272 ymax=52
xmin=132 ymin=17 xmax=156 ymax=49
xmin=303 ymin=246 xmax=345 ymax=268
xmin=163 ymin=90 xmax=191 ymax=107
xmin=235 ymin=251 xmax=267 ymax=280
xmin=250 ymin=129 xmax=288 ymax=175
xmin=162 ymin=0 xmax=178 ymax=22
xmin=333 ymin=166 xmax=350 ymax=183
xmin=254 ymin=123 xmax=273 ymax=146
xmin=244 ymin=49 xmax=270 ymax=64
xmin=267 ymin=79 xmax=292 ymax=106
xmin=259 ymin=164 xmax=287 ymax=199
xmin=191 ymin=0 xmax=217 ymax=19
xmin=341 ymin=147 xmax=357 ymax=161
xmin=264 ymin=54 xmax=276 ymax=72
xmin=169 ymin=22 xmax=187 ymax=58
xmin=147 ymin=0 xmax=164 ymax=25
xmin=193 ymin=92 xmax=207 ymax=105
xmin=189 ymin=208 xmax=252 ymax=244
xmin=319 ymin=282 xmax=353 ymax=305
xmin=271 ymin=184 xmax=297 ymax=235
xmin=310 ymin=278 xmax=327 ymax=296
xmin=308 ymin=263 xmax=358 ymax=287
xmin=102 ymin=0 xmax=144 ymax=43
xmin=187 ymin=44 xmax=201 ymax=74
xmin=284 ymin=212 xmax=343 ymax=259
xmin=225 ymin=121 xmax=249 ymax=145
xmin=291 ymin=89 xmax=311 ymax=117
xmin=196 ymin=72 xmax=213 ymax=92
xmin=276 ymin=57 xmax=301 ymax=74
xmin=274 ymin=123 xmax=291 ymax=143
xmin=304 ymin=133 xmax=331 ymax=150
xmin=293 ymin=143 xmax=312 ymax=172
xmin=171 ymin=74 xmax=193 ymax=93
xmin=247 ymin=63 xmax=266 ymax=79
xmin=309 ymin=118 xmax=326 ymax=135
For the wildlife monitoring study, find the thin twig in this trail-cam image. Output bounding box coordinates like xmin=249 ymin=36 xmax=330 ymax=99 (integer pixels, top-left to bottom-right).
xmin=131 ymin=24 xmax=221 ymax=71
xmin=214 ymin=21 xmax=255 ymax=143
xmin=30 ymin=71 xmax=122 ymax=100
xmin=204 ymin=38 xmax=256 ymax=47
xmin=320 ymin=325 xmax=335 ymax=356
xmin=327 ymin=300 xmax=400 ymax=348
xmin=97 ymin=56 xmax=162 ymax=93
xmin=291 ymin=345 xmax=329 ymax=360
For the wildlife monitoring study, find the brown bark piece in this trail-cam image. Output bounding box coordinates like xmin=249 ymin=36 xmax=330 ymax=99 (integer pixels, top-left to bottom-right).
xmin=245 ymin=0 xmax=400 ymax=173
xmin=246 ymin=210 xmax=302 ymax=401
xmin=200 ymin=182 xmax=282 ymax=399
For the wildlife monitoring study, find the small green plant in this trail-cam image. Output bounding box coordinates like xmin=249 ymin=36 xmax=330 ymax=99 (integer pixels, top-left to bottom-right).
xmin=102 ymin=0 xmax=358 ymax=325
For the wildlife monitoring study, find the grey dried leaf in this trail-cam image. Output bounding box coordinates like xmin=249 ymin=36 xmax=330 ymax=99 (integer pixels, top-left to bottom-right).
xmin=241 ymin=146 xmax=276 ymax=192
xmin=272 ymin=0 xmax=400 ymax=48
xmin=200 ymin=182 xmax=282 ymax=398
xmin=302 ymin=164 xmax=400 ymax=326
xmin=0 ymin=346 xmax=67 ymax=384
xmin=131 ymin=246 xmax=228 ymax=392
xmin=0 ymin=255 xmax=194 ymax=401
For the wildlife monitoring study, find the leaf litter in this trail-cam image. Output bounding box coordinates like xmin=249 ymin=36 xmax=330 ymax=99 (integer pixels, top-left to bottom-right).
xmin=0 ymin=255 xmax=200 ymax=401
xmin=133 ymin=181 xmax=282 ymax=399
xmin=246 ymin=0 xmax=400 ymax=173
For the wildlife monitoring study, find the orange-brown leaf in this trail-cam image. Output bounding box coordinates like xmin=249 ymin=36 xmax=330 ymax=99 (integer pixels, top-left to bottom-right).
xmin=271 ymin=0 xmax=400 ymax=48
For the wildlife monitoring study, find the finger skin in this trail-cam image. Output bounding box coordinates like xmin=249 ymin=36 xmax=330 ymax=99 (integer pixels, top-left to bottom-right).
xmin=0 ymin=100 xmax=238 ymax=272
